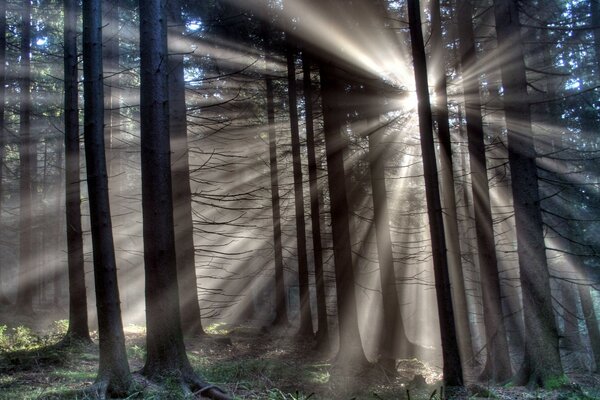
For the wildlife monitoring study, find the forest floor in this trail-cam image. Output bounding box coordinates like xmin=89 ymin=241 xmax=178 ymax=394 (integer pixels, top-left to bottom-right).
xmin=1 ymin=311 xmax=599 ymax=399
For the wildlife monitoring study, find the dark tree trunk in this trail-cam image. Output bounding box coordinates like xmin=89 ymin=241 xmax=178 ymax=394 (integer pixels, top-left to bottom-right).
xmin=103 ymin=0 xmax=119 ymax=172
xmin=430 ymin=0 xmax=475 ymax=369
xmin=0 ymin=0 xmax=9 ymax=306
xmin=262 ymin=18 xmax=288 ymax=328
xmin=320 ymin=61 xmax=368 ymax=367
xmin=407 ymin=0 xmax=463 ymax=386
xmin=82 ymin=0 xmax=131 ymax=394
xmin=456 ymin=0 xmax=512 ymax=382
xmin=493 ymin=0 xmax=563 ymax=387
xmin=16 ymin=0 xmax=34 ymax=315
xmin=302 ymin=53 xmax=328 ymax=346
xmin=287 ymin=45 xmax=313 ymax=337
xmin=266 ymin=72 xmax=288 ymax=328
xmin=63 ymin=0 xmax=90 ymax=342
xmin=138 ymin=2 xmax=230 ymax=399
xmin=167 ymin=0 xmax=205 ymax=337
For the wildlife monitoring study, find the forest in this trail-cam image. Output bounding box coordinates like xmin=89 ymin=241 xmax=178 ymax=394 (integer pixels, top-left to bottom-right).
xmin=0 ymin=0 xmax=599 ymax=398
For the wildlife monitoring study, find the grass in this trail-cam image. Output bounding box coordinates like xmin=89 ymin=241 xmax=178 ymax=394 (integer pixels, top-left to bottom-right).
xmin=1 ymin=321 xmax=600 ymax=399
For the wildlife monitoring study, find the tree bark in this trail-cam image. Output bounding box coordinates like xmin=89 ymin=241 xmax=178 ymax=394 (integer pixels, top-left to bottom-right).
xmin=430 ymin=0 xmax=475 ymax=370
xmin=320 ymin=61 xmax=369 ymax=367
xmin=64 ymin=0 xmax=90 ymax=342
xmin=16 ymin=0 xmax=34 ymax=315
xmin=82 ymin=0 xmax=131 ymax=394
xmin=367 ymin=113 xmax=413 ymax=368
xmin=407 ymin=0 xmax=463 ymax=386
xmin=287 ymin=44 xmax=313 ymax=337
xmin=167 ymin=0 xmax=205 ymax=337
xmin=0 ymin=0 xmax=9 ymax=306
xmin=578 ymin=278 xmax=600 ymax=371
xmin=492 ymin=0 xmax=563 ymax=387
xmin=456 ymin=0 xmax=512 ymax=382
xmin=262 ymin=19 xmax=288 ymax=328
xmin=266 ymin=72 xmax=289 ymax=328
xmin=138 ymin=2 xmax=230 ymax=399
xmin=302 ymin=53 xmax=328 ymax=346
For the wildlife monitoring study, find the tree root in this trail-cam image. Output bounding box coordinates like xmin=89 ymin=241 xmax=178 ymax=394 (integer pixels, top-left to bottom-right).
xmin=182 ymin=370 xmax=232 ymax=400
xmin=137 ymin=369 xmax=232 ymax=400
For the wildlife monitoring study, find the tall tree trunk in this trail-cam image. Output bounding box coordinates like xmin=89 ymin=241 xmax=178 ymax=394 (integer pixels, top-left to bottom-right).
xmin=430 ymin=0 xmax=475 ymax=370
xmin=492 ymin=0 xmax=563 ymax=387
xmin=287 ymin=45 xmax=313 ymax=337
xmin=167 ymin=0 xmax=205 ymax=337
xmin=266 ymin=71 xmax=288 ymax=328
xmin=407 ymin=0 xmax=463 ymax=386
xmin=320 ymin=61 xmax=369 ymax=367
xmin=456 ymin=0 xmax=512 ymax=382
xmin=262 ymin=19 xmax=288 ymax=328
xmin=0 ymin=0 xmax=9 ymax=306
xmin=63 ymin=0 xmax=90 ymax=342
xmin=16 ymin=0 xmax=34 ymax=315
xmin=82 ymin=0 xmax=131 ymax=394
xmin=138 ymin=2 xmax=230 ymax=398
xmin=103 ymin=0 xmax=119 ymax=174
xmin=367 ymin=112 xmax=413 ymax=368
xmin=578 ymin=276 xmax=600 ymax=371
xmin=302 ymin=53 xmax=328 ymax=346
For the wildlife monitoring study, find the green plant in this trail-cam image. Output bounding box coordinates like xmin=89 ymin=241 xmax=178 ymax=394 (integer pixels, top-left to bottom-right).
xmin=544 ymin=374 xmax=570 ymax=391
xmin=205 ymin=322 xmax=229 ymax=335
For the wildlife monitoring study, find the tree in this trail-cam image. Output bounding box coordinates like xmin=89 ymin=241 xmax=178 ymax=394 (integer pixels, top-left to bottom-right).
xmin=167 ymin=0 xmax=205 ymax=337
xmin=63 ymin=0 xmax=90 ymax=342
xmin=430 ymin=0 xmax=475 ymax=369
xmin=261 ymin=15 xmax=289 ymax=328
xmin=0 ymin=0 xmax=9 ymax=306
xmin=320 ymin=61 xmax=369 ymax=368
xmin=138 ymin=1 xmax=230 ymax=398
xmin=286 ymin=43 xmax=313 ymax=337
xmin=493 ymin=0 xmax=563 ymax=387
xmin=366 ymin=98 xmax=413 ymax=369
xmin=265 ymin=55 xmax=289 ymax=328
xmin=302 ymin=53 xmax=328 ymax=346
xmin=456 ymin=0 xmax=512 ymax=382
xmin=82 ymin=0 xmax=131 ymax=394
xmin=15 ymin=0 xmax=34 ymax=315
xmin=407 ymin=0 xmax=463 ymax=386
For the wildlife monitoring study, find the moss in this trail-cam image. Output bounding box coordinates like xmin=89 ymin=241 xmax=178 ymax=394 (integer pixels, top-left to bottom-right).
xmin=544 ymin=374 xmax=570 ymax=391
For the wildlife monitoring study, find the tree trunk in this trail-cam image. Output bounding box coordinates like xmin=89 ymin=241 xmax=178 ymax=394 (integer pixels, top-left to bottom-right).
xmin=0 ymin=0 xmax=9 ymax=306
xmin=367 ymin=113 xmax=413 ymax=368
xmin=320 ymin=61 xmax=369 ymax=367
xmin=578 ymin=278 xmax=600 ymax=372
xmin=103 ymin=0 xmax=119 ymax=173
xmin=266 ymin=72 xmax=288 ymax=328
xmin=138 ymin=2 xmax=230 ymax=399
xmin=82 ymin=0 xmax=131 ymax=394
xmin=64 ymin=0 xmax=90 ymax=342
xmin=167 ymin=0 xmax=205 ymax=337
xmin=407 ymin=0 xmax=463 ymax=386
xmin=262 ymin=19 xmax=288 ymax=328
xmin=287 ymin=44 xmax=313 ymax=337
xmin=493 ymin=0 xmax=563 ymax=387
xmin=430 ymin=0 xmax=475 ymax=370
xmin=16 ymin=0 xmax=34 ymax=315
xmin=456 ymin=0 xmax=512 ymax=382
xmin=302 ymin=53 xmax=328 ymax=346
